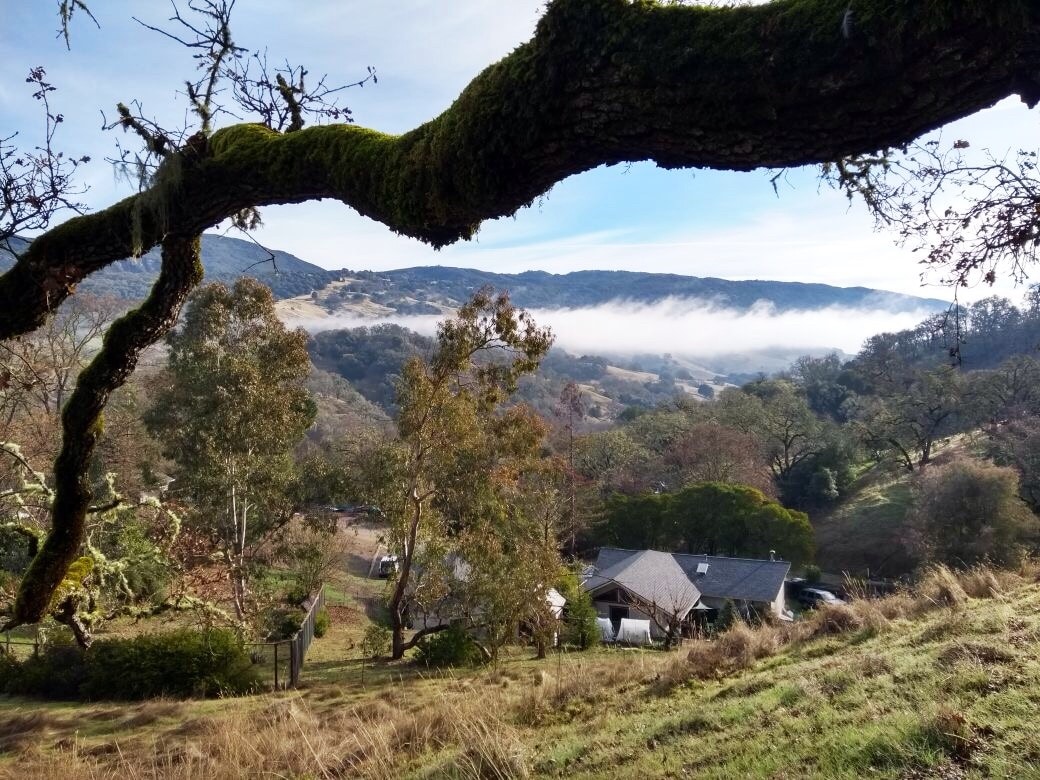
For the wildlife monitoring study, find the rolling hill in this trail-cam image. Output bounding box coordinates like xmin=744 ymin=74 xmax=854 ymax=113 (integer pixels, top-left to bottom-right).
xmin=0 ymin=233 xmax=338 ymax=301
xmin=3 ymin=233 xmax=948 ymax=313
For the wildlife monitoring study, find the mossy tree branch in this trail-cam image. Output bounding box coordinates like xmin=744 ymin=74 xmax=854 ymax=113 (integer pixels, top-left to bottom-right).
xmin=7 ymin=235 xmax=203 ymax=627
xmin=3 ymin=0 xmax=1038 ymax=339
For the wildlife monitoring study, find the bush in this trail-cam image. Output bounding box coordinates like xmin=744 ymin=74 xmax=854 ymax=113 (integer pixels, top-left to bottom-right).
xmin=557 ymin=570 xmax=598 ymax=650
xmin=313 ymin=608 xmax=331 ymax=638
xmin=912 ymin=458 xmax=1036 ymax=567
xmin=5 ymin=642 xmax=87 ymax=699
xmin=803 ymin=564 xmax=822 ymax=583
xmin=714 ymin=599 xmax=739 ymax=633
xmin=360 ymin=624 xmax=391 ymax=659
xmin=267 ymin=607 xmax=304 ymax=641
xmin=80 ymin=628 xmax=260 ymax=700
xmin=0 ymin=628 xmax=258 ymax=700
xmin=414 ymin=624 xmax=483 ymax=668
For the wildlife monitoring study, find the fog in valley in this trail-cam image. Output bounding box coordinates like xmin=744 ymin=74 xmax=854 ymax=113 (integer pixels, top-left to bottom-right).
xmin=289 ymin=296 xmax=943 ymax=359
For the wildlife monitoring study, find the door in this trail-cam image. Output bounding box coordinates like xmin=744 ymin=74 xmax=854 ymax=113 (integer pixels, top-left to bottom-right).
xmin=609 ymin=605 xmax=629 ymax=634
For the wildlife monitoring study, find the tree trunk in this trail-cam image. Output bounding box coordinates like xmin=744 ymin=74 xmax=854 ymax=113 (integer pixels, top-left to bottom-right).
xmin=8 ymin=235 xmax=203 ymax=628
xmin=389 ymin=489 xmax=423 ymax=660
xmin=51 ymin=595 xmax=92 ymax=649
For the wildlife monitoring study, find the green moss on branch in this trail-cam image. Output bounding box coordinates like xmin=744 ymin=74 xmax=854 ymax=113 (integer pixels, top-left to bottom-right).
xmin=9 ymin=235 xmax=203 ymax=627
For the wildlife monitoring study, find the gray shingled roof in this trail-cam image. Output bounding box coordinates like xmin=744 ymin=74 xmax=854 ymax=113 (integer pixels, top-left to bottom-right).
xmin=587 ymin=549 xmax=700 ymax=617
xmin=587 ymin=548 xmax=790 ymax=605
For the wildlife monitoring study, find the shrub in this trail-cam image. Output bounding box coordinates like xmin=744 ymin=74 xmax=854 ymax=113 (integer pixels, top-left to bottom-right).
xmin=557 ymin=570 xmax=598 ymax=650
xmin=912 ymin=458 xmax=1035 ymax=567
xmin=803 ymin=564 xmax=822 ymax=583
xmin=79 ymin=628 xmax=260 ymax=700
xmin=414 ymin=624 xmax=483 ymax=668
xmin=0 ymin=649 xmax=19 ymax=692
xmin=313 ymin=608 xmax=331 ymax=639
xmin=267 ymin=608 xmax=304 ymax=641
xmin=360 ymin=624 xmax=391 ymax=659
xmin=5 ymin=642 xmax=87 ymax=699
xmin=714 ymin=599 xmax=739 ymax=633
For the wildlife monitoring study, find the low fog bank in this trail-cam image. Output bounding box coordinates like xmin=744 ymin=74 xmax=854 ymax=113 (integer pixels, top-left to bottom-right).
xmin=288 ymin=297 xmax=941 ymax=359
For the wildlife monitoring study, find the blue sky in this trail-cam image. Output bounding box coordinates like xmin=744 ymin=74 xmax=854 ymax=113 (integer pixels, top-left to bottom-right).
xmin=2 ymin=0 xmax=1036 ymax=303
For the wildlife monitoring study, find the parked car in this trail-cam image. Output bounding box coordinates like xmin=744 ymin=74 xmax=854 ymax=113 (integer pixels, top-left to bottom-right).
xmin=797 ymin=587 xmax=845 ymax=608
xmin=377 ymin=555 xmax=399 ymax=578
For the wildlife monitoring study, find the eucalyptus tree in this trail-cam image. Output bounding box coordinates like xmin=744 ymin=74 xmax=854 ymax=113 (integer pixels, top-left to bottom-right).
xmin=353 ymin=289 xmax=552 ymax=659
xmin=145 ymin=278 xmax=315 ymax=619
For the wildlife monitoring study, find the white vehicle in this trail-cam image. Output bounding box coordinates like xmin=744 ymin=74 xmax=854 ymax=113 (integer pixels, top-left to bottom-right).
xmin=377 ymin=555 xmax=399 ymax=578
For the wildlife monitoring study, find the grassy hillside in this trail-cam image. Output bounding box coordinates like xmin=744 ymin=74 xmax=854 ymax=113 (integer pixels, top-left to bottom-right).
xmin=812 ymin=437 xmax=982 ymax=579
xmin=813 ymin=461 xmax=918 ymax=578
xmin=3 ymin=564 xmax=1039 ymax=778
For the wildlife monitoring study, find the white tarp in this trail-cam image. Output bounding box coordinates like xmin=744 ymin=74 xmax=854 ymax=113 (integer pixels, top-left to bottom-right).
xmin=616 ymin=618 xmax=653 ymax=646
xmin=596 ymin=617 xmax=616 ymax=643
xmin=546 ymin=587 xmax=567 ymax=618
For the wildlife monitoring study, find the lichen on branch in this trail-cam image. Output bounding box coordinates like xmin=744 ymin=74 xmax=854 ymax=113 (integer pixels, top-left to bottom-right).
xmin=7 ymin=235 xmax=203 ymax=628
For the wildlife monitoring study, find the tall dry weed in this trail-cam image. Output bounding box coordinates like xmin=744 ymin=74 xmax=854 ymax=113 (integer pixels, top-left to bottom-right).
xmin=917 ymin=565 xmax=968 ymax=609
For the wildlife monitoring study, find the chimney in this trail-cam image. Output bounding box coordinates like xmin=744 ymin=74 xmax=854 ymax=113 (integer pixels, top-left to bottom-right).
xmin=769 ymin=550 xmax=776 ymax=562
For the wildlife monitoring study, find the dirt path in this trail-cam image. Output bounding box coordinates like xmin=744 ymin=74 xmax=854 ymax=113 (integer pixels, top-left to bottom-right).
xmin=338 ymin=518 xmax=387 ymax=578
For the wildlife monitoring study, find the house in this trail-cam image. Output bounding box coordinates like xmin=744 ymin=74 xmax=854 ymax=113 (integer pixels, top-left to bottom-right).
xmin=582 ymin=547 xmax=792 ymax=639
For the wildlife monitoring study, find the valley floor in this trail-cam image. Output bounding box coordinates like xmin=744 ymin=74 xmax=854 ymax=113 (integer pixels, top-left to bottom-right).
xmin=3 ymin=567 xmax=1040 ymax=778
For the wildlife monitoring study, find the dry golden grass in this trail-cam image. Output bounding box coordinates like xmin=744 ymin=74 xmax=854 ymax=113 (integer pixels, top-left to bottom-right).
xmin=657 ymin=562 xmax=1015 ymax=693
xmin=1 ymin=562 xmax=1029 ymax=779
xmin=917 ymin=564 xmax=969 ymax=608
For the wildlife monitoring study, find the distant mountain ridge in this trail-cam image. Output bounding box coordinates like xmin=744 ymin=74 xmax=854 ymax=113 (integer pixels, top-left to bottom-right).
xmin=2 ymin=232 xmax=950 ymax=313
xmin=0 ymin=233 xmax=337 ymax=300
xmin=364 ymin=265 xmax=950 ymax=313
